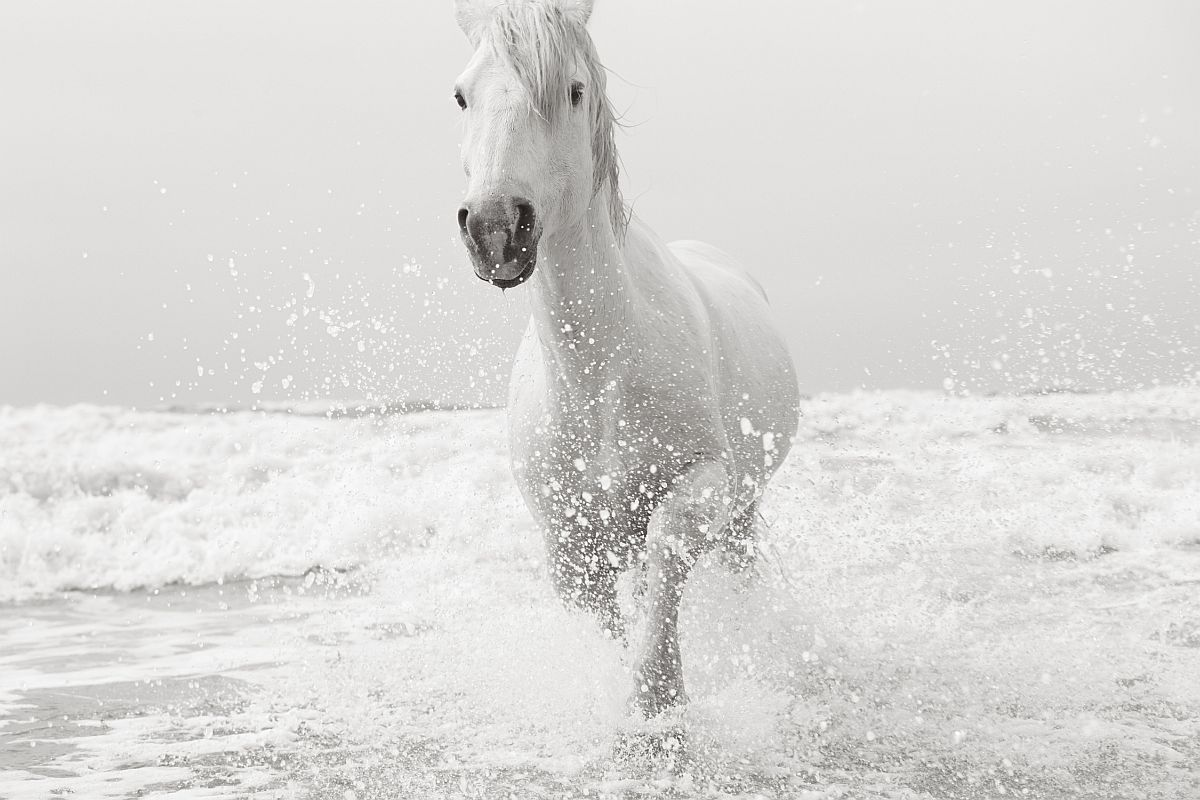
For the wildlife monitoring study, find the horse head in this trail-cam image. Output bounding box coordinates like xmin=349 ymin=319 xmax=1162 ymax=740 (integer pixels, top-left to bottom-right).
xmin=451 ymin=0 xmax=621 ymax=289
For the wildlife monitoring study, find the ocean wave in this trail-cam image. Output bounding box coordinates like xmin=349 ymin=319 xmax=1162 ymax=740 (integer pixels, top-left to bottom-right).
xmin=0 ymin=404 xmax=517 ymax=601
xmin=2 ymin=388 xmax=1198 ymax=602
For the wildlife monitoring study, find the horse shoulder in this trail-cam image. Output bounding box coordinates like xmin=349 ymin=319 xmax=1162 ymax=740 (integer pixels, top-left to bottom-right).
xmin=666 ymin=240 xmax=800 ymax=499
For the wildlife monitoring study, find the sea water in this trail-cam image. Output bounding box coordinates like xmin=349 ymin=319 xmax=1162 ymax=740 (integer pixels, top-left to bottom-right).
xmin=1 ymin=389 xmax=1198 ymax=797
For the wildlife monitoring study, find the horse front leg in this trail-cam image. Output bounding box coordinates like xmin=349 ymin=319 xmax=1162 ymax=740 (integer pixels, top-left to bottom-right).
xmin=546 ymin=531 xmax=624 ymax=640
xmin=631 ymin=461 xmax=731 ymax=718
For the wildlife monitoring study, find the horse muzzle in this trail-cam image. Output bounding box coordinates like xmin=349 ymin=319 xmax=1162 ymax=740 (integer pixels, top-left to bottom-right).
xmin=458 ymin=196 xmax=540 ymax=289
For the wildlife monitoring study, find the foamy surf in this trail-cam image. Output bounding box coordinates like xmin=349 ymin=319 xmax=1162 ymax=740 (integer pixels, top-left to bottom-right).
xmin=2 ymin=389 xmax=1199 ymax=797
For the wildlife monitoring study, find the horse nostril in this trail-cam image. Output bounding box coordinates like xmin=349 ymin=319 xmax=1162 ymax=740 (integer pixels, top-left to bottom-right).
xmin=457 ymin=206 xmax=470 ymax=235
xmin=514 ymin=201 xmax=536 ymax=237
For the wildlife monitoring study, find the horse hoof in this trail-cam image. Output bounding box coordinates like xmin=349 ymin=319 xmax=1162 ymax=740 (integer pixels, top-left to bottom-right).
xmin=612 ymin=726 xmax=689 ymax=769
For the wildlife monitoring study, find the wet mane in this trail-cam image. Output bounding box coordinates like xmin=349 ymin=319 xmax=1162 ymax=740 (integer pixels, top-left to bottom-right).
xmin=481 ymin=2 xmax=626 ymax=236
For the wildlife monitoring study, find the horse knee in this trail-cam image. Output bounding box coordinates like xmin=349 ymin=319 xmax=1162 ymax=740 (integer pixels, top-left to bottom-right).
xmin=647 ymin=461 xmax=733 ymax=555
xmin=547 ymin=550 xmax=623 ymax=636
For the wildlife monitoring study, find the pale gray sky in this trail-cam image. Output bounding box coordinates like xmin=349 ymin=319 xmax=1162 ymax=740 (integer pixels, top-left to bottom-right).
xmin=2 ymin=0 xmax=1198 ymax=407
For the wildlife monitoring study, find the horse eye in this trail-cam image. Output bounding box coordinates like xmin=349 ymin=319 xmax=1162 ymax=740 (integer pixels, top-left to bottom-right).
xmin=569 ymin=82 xmax=584 ymax=107
xmin=454 ymin=91 xmax=467 ymax=110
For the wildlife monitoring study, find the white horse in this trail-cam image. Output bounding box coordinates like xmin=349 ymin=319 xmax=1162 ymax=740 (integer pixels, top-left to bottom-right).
xmin=452 ymin=0 xmax=799 ymax=720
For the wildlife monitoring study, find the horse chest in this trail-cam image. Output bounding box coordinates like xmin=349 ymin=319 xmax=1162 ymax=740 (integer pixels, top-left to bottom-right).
xmin=511 ymin=407 xmax=698 ymax=546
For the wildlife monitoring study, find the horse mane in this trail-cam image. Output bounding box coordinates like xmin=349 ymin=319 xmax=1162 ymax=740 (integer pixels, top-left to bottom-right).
xmin=481 ymin=2 xmax=627 ymax=237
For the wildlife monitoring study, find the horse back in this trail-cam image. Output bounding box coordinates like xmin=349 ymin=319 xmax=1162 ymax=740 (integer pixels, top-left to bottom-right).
xmin=668 ymin=240 xmax=769 ymax=302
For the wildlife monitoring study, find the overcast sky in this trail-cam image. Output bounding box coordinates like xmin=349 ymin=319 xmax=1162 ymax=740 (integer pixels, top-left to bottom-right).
xmin=2 ymin=0 xmax=1197 ymax=408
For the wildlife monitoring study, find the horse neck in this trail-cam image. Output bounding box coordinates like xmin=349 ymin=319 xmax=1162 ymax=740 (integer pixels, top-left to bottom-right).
xmin=528 ymin=193 xmax=636 ymax=392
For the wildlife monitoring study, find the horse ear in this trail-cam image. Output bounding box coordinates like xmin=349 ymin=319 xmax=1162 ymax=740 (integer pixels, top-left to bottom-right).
xmin=454 ymin=0 xmax=491 ymax=44
xmin=561 ymin=0 xmax=595 ymax=25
